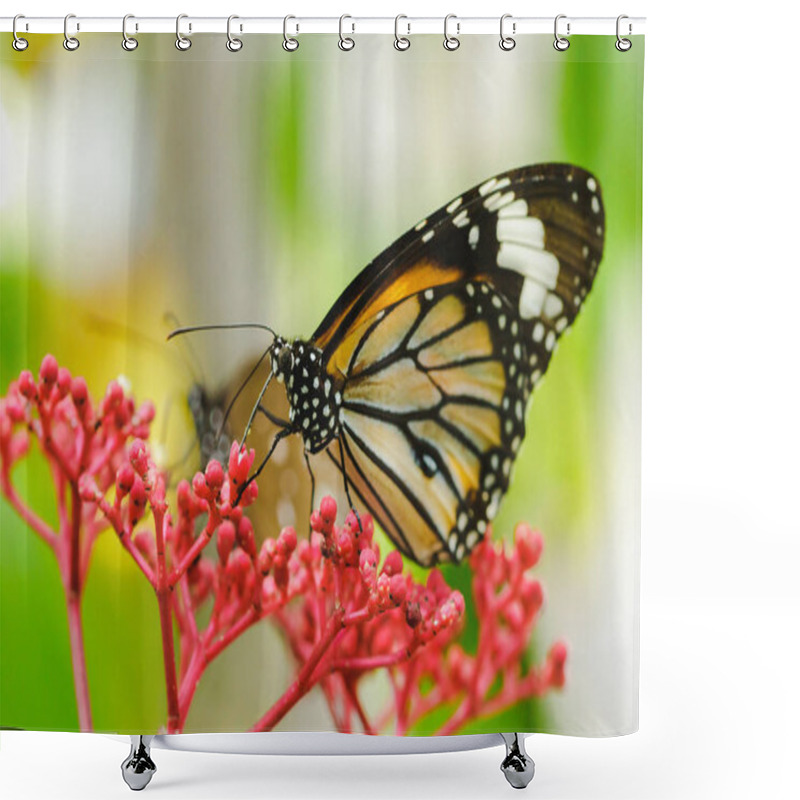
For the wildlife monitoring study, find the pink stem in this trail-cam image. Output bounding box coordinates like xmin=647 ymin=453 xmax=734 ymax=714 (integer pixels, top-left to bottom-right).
xmin=251 ymin=607 xmax=345 ymax=732
xmin=63 ymin=482 xmax=93 ymax=731
xmin=152 ymin=505 xmax=180 ymax=733
xmin=345 ymin=679 xmax=375 ymax=735
xmin=169 ymin=512 xmax=219 ymax=585
xmin=328 ymin=645 xmax=418 ymax=672
xmin=65 ymin=579 xmax=93 ymax=731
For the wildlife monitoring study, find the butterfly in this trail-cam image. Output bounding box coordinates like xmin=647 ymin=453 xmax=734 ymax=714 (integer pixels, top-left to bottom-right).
xmin=229 ymin=163 xmax=604 ymax=567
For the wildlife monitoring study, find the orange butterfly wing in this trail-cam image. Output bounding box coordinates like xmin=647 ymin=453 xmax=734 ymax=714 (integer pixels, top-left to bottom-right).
xmin=312 ymin=164 xmax=604 ymax=565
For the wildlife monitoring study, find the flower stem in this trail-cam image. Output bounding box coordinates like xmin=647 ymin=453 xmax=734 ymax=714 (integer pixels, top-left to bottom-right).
xmin=153 ymin=506 xmax=180 ymax=733
xmin=64 ymin=482 xmax=92 ymax=731
xmin=65 ymin=586 xmax=92 ymax=731
xmin=250 ymin=607 xmax=345 ymax=732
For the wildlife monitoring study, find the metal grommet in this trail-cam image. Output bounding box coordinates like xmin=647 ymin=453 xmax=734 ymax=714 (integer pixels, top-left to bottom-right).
xmin=12 ymin=15 xmax=28 ymax=51
xmin=616 ymin=15 xmax=632 ymax=51
xmin=553 ymin=14 xmax=570 ymax=51
xmin=283 ymin=15 xmax=299 ymax=51
xmin=122 ymin=14 xmax=138 ymax=51
xmin=338 ymin=15 xmax=355 ymax=51
xmin=394 ymin=14 xmax=410 ymax=51
xmin=499 ymin=14 xmax=516 ymax=51
xmin=443 ymin=14 xmax=460 ymax=51
xmin=226 ymin=15 xmax=243 ymax=52
xmin=63 ymin=14 xmax=80 ymax=51
xmin=175 ymin=13 xmax=192 ymax=51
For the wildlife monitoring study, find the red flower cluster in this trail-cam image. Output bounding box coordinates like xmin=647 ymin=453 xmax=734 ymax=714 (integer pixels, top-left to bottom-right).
xmin=0 ymin=356 xmax=155 ymax=731
xmin=1 ymin=356 xmax=567 ymax=735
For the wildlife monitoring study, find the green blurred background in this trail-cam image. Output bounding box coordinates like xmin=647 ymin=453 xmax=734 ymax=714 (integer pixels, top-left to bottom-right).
xmin=0 ymin=34 xmax=643 ymax=735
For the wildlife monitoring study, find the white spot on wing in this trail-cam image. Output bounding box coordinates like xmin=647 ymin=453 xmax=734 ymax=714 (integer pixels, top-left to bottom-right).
xmin=479 ymin=177 xmax=499 ymax=196
xmin=497 ymin=243 xmax=559 ymax=288
xmin=415 ymin=219 xmax=427 ymax=231
xmin=497 ymin=217 xmax=545 ymax=249
xmin=468 ymin=224 xmax=480 ymax=249
xmin=498 ymin=198 xmax=529 ymax=218
xmin=422 ymin=230 xmax=434 ymax=243
xmin=453 ymin=209 xmax=470 ymax=228
xmin=544 ymin=293 xmax=564 ymax=318
xmin=519 ymin=280 xmax=547 ymax=318
xmin=484 ymin=191 xmax=515 ymax=212
xmin=446 ymin=196 xmax=463 ymax=213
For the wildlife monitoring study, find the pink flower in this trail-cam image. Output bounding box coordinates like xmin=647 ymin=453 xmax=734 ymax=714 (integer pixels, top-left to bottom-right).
xmin=1 ymin=359 xmax=567 ymax=737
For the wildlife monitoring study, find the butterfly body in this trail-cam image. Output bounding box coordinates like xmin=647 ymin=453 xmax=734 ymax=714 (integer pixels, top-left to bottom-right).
xmin=253 ymin=164 xmax=604 ymax=567
xmin=270 ymin=337 xmax=343 ymax=454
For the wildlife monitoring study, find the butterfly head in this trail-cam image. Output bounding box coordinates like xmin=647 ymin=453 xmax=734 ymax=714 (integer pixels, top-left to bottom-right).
xmin=269 ymin=337 xmax=295 ymax=383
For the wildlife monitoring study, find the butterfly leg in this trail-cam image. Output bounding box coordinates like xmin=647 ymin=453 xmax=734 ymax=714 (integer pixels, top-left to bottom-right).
xmin=235 ymin=427 xmax=292 ymax=506
xmin=303 ymin=450 xmax=316 ymax=530
xmin=256 ymin=404 xmax=291 ymax=429
xmin=337 ymin=436 xmax=362 ymax=533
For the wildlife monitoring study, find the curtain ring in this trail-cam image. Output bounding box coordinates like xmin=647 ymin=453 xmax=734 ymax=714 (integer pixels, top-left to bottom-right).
xmin=122 ymin=14 xmax=138 ymax=51
xmin=63 ymin=14 xmax=80 ymax=51
xmin=615 ymin=15 xmax=632 ymax=51
xmin=339 ymin=15 xmax=355 ymax=51
xmin=175 ymin=14 xmax=192 ymax=50
xmin=443 ymin=14 xmax=460 ymax=51
xmin=283 ymin=15 xmax=299 ymax=51
xmin=226 ymin=15 xmax=243 ymax=52
xmin=12 ymin=15 xmax=28 ymax=51
xmin=499 ymin=14 xmax=516 ymax=51
xmin=553 ymin=14 xmax=570 ymax=51
xmin=394 ymin=15 xmax=410 ymax=51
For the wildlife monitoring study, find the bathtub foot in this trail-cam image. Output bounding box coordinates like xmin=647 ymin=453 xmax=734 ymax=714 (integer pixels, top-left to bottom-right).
xmin=121 ymin=735 xmax=156 ymax=791
xmin=500 ymin=733 xmax=534 ymax=789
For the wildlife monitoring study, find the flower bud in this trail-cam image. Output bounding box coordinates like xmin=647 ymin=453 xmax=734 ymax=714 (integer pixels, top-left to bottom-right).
xmin=237 ymin=517 xmax=257 ymax=559
xmin=515 ymin=524 xmax=543 ymax=569
xmin=381 ymin=550 xmax=403 ymax=577
xmin=136 ymin=400 xmax=156 ymax=424
xmin=56 ymin=367 xmax=71 ymax=399
xmin=320 ymin=496 xmax=337 ymax=525
xmin=39 ymin=354 xmax=58 ymax=386
xmin=18 ymin=370 xmax=36 ymax=400
xmin=204 ymin=460 xmax=224 ymax=493
xmin=405 ymin=601 xmax=422 ymax=629
xmin=129 ymin=476 xmax=147 ymax=526
xmin=129 ymin=439 xmax=149 ymax=477
xmin=388 ymin=574 xmax=407 ymax=605
xmin=104 ymin=380 xmax=124 ymax=409
xmin=278 ymin=526 xmax=297 ymax=555
xmin=216 ymin=520 xmax=236 ymax=566
xmin=115 ymin=463 xmax=136 ymax=500
xmin=70 ymin=377 xmax=90 ymax=417
xmin=259 ymin=538 xmax=276 ymax=575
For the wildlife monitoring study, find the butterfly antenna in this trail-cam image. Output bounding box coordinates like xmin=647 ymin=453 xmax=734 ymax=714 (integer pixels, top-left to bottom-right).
xmin=163 ymin=312 xmax=207 ymax=387
xmin=167 ymin=322 xmax=277 ymax=340
xmin=219 ymin=346 xmax=272 ymax=434
xmin=240 ymin=370 xmax=274 ymax=445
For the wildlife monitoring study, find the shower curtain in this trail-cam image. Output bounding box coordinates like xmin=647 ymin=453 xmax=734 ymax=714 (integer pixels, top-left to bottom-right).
xmin=0 ymin=29 xmax=643 ymax=738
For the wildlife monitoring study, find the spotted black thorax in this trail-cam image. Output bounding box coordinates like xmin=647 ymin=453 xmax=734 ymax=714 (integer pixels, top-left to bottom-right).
xmin=269 ymin=337 xmax=343 ymax=453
